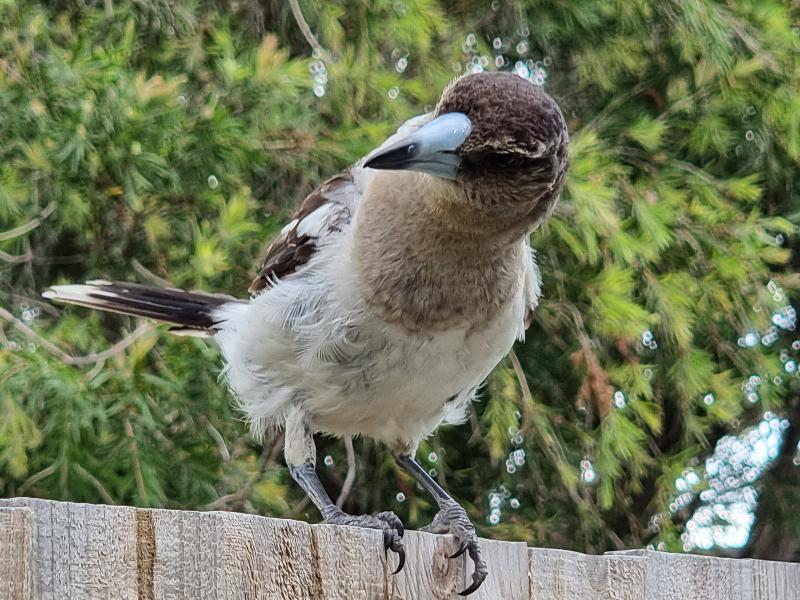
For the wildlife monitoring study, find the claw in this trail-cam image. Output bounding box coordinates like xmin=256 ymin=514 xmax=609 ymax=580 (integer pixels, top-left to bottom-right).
xmin=392 ymin=546 xmax=406 ymax=574
xmin=383 ymin=529 xmax=394 ymax=552
xmin=448 ymin=541 xmax=468 ymax=559
xmin=458 ymin=545 xmax=488 ymax=596
xmin=459 ymin=574 xmax=484 ymax=596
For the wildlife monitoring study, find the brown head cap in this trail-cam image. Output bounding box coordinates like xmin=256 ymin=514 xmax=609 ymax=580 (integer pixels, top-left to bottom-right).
xmin=436 ymin=71 xmax=568 ymax=160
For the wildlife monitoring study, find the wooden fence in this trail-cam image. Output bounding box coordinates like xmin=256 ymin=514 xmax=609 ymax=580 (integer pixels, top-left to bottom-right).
xmin=1 ymin=498 xmax=798 ymax=599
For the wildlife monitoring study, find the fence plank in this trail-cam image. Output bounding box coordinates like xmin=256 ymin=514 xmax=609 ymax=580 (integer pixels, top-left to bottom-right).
xmin=637 ymin=551 xmax=754 ymax=600
xmin=608 ymin=549 xmax=800 ymax=600
xmin=386 ymin=529 xmax=461 ymax=599
xmin=0 ymin=507 xmax=32 ymax=600
xmin=218 ymin=511 xmax=320 ymax=600
xmin=148 ymin=508 xmax=320 ymax=599
xmin=471 ymin=537 xmax=529 ymax=600
xmin=529 ymin=548 xmax=647 ymax=600
xmin=0 ymin=498 xmax=138 ymax=600
xmin=1 ymin=498 xmax=799 ymax=600
xmin=752 ymin=554 xmax=800 ymax=600
xmin=311 ymin=523 xmax=388 ymax=599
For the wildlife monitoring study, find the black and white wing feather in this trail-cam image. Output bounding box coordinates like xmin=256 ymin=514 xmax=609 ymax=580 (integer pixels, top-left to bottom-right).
xmin=248 ymin=112 xmax=435 ymax=295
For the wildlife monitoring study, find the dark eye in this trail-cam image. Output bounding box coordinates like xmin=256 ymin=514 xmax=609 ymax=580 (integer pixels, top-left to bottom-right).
xmin=461 ymin=152 xmax=529 ymax=176
xmin=487 ymin=153 xmax=523 ymax=170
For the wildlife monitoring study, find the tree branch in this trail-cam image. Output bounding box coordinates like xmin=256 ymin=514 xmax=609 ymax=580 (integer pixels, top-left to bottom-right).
xmin=288 ymin=0 xmax=333 ymax=63
xmin=0 ymin=249 xmax=34 ymax=264
xmin=203 ymin=443 xmax=274 ymax=512
xmin=203 ymin=417 xmax=231 ymax=463
xmin=124 ymin=418 xmax=148 ymax=504
xmin=335 ymin=436 xmax=356 ymax=510
xmin=0 ymin=305 xmax=153 ymax=367
xmin=131 ymin=259 xmax=172 ymax=288
xmin=0 ymin=203 xmax=56 ymax=242
xmin=508 ymin=348 xmax=535 ymax=407
xmin=17 ymin=464 xmax=57 ymax=495
xmin=74 ymin=463 xmax=116 ymax=505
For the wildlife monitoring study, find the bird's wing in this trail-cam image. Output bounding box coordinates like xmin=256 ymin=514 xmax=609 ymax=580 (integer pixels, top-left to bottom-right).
xmin=248 ymin=112 xmax=434 ymax=295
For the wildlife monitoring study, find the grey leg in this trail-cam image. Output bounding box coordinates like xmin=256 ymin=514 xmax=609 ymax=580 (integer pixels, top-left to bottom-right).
xmin=284 ymin=408 xmax=405 ymax=572
xmin=395 ymin=454 xmax=488 ymax=595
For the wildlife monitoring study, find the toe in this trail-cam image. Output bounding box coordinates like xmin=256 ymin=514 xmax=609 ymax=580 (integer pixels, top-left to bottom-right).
xmin=420 ymin=509 xmax=451 ymax=534
xmin=458 ymin=541 xmax=488 ymax=596
xmin=433 ymin=502 xmax=488 ymax=595
xmin=374 ymin=510 xmax=404 ymax=537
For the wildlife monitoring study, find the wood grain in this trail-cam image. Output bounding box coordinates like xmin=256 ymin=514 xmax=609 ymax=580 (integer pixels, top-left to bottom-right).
xmin=311 ymin=523 xmax=387 ymax=599
xmin=529 ymin=547 xmax=647 ymax=599
xmin=389 ymin=530 xmax=461 ymax=600
xmin=0 ymin=499 xmax=798 ymax=600
xmin=0 ymin=507 xmax=32 ymax=600
xmin=149 ymin=508 xmax=319 ymax=599
xmin=0 ymin=498 xmax=138 ymax=600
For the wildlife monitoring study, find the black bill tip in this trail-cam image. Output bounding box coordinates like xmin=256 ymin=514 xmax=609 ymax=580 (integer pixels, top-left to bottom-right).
xmin=364 ymin=141 xmax=421 ymax=171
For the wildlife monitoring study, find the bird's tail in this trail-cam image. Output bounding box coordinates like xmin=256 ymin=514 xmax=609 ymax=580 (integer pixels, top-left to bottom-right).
xmin=43 ymin=280 xmax=243 ymax=336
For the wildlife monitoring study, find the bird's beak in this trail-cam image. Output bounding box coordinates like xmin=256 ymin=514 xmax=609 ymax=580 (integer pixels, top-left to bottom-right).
xmin=364 ymin=112 xmax=472 ymax=180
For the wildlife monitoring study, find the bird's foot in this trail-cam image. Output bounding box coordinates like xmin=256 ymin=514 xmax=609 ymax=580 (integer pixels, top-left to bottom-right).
xmin=323 ymin=509 xmax=406 ymax=573
xmin=421 ymin=499 xmax=487 ymax=595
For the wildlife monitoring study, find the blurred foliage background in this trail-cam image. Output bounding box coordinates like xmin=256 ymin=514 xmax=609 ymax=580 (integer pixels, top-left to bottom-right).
xmin=1 ymin=0 xmax=799 ymax=560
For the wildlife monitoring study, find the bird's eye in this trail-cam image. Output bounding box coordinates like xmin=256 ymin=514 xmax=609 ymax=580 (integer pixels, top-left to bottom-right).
xmin=486 ymin=153 xmax=524 ymax=170
xmin=461 ymin=152 xmax=529 ymax=176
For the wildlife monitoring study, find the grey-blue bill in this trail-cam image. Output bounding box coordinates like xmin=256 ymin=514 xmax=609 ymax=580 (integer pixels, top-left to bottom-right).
xmin=364 ymin=112 xmax=472 ymax=180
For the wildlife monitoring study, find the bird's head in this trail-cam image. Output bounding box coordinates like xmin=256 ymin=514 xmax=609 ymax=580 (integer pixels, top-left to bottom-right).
xmin=364 ymin=71 xmax=569 ymax=233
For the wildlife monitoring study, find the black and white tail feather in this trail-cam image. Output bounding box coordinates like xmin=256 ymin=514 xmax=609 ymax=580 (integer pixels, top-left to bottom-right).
xmin=42 ymin=280 xmax=243 ymax=337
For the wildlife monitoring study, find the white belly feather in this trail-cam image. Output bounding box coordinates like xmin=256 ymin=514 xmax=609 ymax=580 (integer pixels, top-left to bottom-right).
xmin=213 ymin=231 xmax=529 ymax=448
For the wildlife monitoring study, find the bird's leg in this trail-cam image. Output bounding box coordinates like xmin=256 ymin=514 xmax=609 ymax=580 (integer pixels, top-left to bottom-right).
xmin=284 ymin=407 xmax=405 ymax=572
xmin=395 ymin=453 xmax=487 ymax=595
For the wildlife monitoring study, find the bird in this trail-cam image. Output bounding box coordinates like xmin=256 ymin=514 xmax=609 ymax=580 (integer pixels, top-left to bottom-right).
xmin=44 ymin=71 xmax=569 ymax=595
